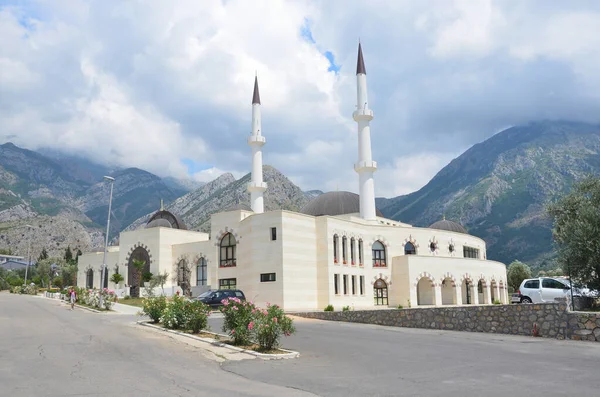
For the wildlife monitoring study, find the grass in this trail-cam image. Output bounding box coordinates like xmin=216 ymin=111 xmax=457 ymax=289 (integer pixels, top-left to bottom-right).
xmin=117 ymin=297 xmax=146 ymax=308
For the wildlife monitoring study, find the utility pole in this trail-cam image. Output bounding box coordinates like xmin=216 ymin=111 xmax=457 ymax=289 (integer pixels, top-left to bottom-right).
xmin=99 ymin=176 xmax=115 ymax=309
xmin=23 ymin=224 xmax=33 ymax=286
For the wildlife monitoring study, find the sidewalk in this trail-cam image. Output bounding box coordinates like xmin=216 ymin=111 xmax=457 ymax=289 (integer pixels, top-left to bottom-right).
xmin=112 ymin=302 xmax=143 ymax=315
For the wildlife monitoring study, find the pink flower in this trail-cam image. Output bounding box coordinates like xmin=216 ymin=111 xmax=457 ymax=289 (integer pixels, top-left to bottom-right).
xmin=273 ymin=317 xmax=278 ymax=323
xmin=231 ymin=329 xmax=235 ymax=334
xmin=248 ymin=321 xmax=254 ymax=330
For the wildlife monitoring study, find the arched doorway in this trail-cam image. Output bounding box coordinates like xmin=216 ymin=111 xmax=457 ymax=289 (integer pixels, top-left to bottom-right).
xmin=441 ymin=277 xmax=457 ymax=305
xmin=127 ymin=247 xmax=150 ymax=298
xmin=373 ymin=278 xmax=388 ymax=306
xmin=417 ymin=277 xmax=435 ymax=305
xmin=462 ymin=278 xmax=474 ymax=305
xmin=490 ymin=280 xmax=498 ymax=303
xmin=478 ymin=279 xmax=489 ymax=304
xmin=86 ymin=268 xmax=94 ymax=289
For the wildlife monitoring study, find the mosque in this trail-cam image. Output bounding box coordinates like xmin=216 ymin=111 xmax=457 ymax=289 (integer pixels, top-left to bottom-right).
xmin=77 ymin=43 xmax=508 ymax=310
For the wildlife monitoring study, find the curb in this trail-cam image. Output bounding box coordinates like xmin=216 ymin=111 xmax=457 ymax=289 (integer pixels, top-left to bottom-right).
xmin=137 ymin=321 xmax=300 ymax=360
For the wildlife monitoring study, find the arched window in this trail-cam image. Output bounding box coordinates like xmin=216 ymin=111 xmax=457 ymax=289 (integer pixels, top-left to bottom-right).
xmin=342 ymin=236 xmax=347 ymax=264
xmin=372 ymin=240 xmax=386 ymax=267
xmin=333 ymin=234 xmax=339 ymax=263
xmin=404 ymin=241 xmax=416 ymax=255
xmin=86 ymin=268 xmax=94 ymax=289
xmin=350 ymin=238 xmax=356 ymax=265
xmin=103 ymin=267 xmax=108 ymax=289
xmin=197 ymin=257 xmax=207 ymax=286
xmin=358 ymin=239 xmax=363 ymax=265
xmin=220 ymin=233 xmax=236 ymax=267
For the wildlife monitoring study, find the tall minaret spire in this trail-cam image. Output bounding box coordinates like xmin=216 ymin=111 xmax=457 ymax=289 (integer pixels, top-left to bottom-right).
xmin=247 ymin=74 xmax=267 ymax=213
xmin=353 ymin=42 xmax=378 ymax=220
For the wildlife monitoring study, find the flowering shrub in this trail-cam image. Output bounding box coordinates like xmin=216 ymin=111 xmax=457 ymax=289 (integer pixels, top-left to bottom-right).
xmin=253 ymin=303 xmax=296 ymax=350
xmin=99 ymin=288 xmax=117 ymax=310
xmin=161 ymin=295 xmax=188 ymax=330
xmin=142 ymin=296 xmax=167 ymax=323
xmin=221 ymin=298 xmax=296 ymax=350
xmin=221 ymin=297 xmax=256 ymax=345
xmin=185 ymin=300 xmax=211 ymax=333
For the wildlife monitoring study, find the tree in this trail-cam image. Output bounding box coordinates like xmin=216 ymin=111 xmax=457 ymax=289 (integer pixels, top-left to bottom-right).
xmin=507 ymin=260 xmax=532 ymax=292
xmin=173 ymin=256 xmax=192 ymax=297
xmin=0 ymin=248 xmax=12 ymax=255
xmin=547 ymin=175 xmax=600 ymax=291
xmin=75 ymin=249 xmax=82 ymax=264
xmin=152 ymin=271 xmax=169 ymax=296
xmin=64 ymin=246 xmax=73 ymax=263
xmin=38 ymin=248 xmax=48 ymax=261
xmin=110 ymin=272 xmax=124 ymax=287
xmin=132 ymin=259 xmax=146 ymax=287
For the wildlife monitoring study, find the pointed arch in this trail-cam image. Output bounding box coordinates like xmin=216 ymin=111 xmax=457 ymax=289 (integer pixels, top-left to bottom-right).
xmin=220 ymin=233 xmax=237 ymax=267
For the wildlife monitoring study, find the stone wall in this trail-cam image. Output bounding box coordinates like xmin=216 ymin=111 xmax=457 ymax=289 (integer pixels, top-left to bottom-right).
xmin=293 ymin=304 xmax=600 ymax=342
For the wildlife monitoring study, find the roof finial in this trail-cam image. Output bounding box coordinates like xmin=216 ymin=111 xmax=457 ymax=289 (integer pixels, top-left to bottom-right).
xmin=442 ymin=213 xmax=446 ymax=221
xmin=356 ymin=41 xmax=366 ymax=75
xmin=160 ymin=199 xmax=164 ymax=211
xmin=252 ymin=74 xmax=261 ymax=105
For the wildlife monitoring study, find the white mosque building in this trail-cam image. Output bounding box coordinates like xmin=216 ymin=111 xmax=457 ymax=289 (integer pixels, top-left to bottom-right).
xmin=77 ymin=43 xmax=508 ymax=310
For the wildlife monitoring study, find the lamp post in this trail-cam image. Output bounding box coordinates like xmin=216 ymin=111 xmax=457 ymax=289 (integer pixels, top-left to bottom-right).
xmin=99 ymin=176 xmax=115 ymax=309
xmin=23 ymin=224 xmax=34 ymax=286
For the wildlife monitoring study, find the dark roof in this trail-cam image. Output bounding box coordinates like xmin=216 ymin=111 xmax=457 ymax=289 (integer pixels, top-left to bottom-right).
xmin=429 ymin=219 xmax=468 ymax=234
xmin=301 ymin=191 xmax=383 ymax=217
xmin=252 ymin=75 xmax=261 ymax=105
xmin=145 ymin=210 xmax=187 ymax=230
xmin=356 ymin=42 xmax=366 ymax=75
xmin=0 ymin=260 xmax=34 ymax=270
xmin=224 ymin=203 xmax=253 ymax=212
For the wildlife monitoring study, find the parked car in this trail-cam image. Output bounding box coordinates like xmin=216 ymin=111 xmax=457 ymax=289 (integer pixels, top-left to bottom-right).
xmin=194 ymin=289 xmax=246 ymax=308
xmin=516 ymin=277 xmax=599 ymax=305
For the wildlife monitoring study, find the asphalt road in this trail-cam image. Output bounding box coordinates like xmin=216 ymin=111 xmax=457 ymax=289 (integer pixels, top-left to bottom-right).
xmin=208 ymin=314 xmax=600 ymax=397
xmin=0 ymin=293 xmax=314 ymax=397
xmin=3 ymin=293 xmax=599 ymax=397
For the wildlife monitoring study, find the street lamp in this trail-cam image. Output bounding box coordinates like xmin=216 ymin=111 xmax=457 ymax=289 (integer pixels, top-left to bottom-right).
xmin=23 ymin=224 xmax=34 ymax=286
xmin=99 ymin=176 xmax=115 ymax=308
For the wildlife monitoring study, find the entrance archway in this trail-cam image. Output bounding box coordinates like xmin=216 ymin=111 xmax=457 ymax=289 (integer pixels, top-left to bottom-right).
xmin=441 ymin=277 xmax=457 ymax=305
xmin=373 ymin=278 xmax=388 ymax=306
xmin=417 ymin=277 xmax=435 ymax=305
xmin=478 ymin=279 xmax=489 ymax=304
xmin=490 ymin=280 xmax=498 ymax=303
xmin=462 ymin=278 xmax=474 ymax=305
xmin=127 ymin=247 xmax=150 ymax=298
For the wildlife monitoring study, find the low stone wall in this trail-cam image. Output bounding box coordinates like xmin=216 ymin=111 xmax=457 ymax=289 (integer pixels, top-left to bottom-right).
xmin=293 ymin=304 xmax=600 ymax=342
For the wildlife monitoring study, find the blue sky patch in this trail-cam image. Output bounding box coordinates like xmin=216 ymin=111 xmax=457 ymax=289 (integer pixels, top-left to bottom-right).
xmin=300 ymin=18 xmax=340 ymax=74
xmin=182 ymin=158 xmax=211 ymax=175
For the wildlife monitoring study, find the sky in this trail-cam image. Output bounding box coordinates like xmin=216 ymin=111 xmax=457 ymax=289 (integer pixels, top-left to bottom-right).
xmin=2 ymin=0 xmax=600 ymax=198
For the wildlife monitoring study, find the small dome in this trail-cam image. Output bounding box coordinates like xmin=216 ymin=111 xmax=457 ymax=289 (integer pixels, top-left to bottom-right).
xmin=145 ymin=210 xmax=187 ymax=230
xmin=146 ymin=218 xmax=173 ymax=229
xmin=301 ymin=191 xmax=384 ymax=217
xmin=429 ymin=219 xmax=468 ymax=234
xmin=224 ymin=203 xmax=253 ymax=212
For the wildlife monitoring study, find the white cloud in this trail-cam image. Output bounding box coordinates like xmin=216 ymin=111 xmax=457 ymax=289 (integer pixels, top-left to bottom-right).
xmin=1 ymin=0 xmax=600 ymax=201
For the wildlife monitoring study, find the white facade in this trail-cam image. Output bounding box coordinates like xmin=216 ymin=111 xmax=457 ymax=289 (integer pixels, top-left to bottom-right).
xmin=76 ymin=42 xmax=507 ymax=310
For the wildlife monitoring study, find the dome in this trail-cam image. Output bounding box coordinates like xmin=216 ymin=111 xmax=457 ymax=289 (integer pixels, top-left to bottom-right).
xmin=145 ymin=210 xmax=187 ymax=230
xmin=146 ymin=218 xmax=172 ymax=229
xmin=301 ymin=191 xmax=384 ymax=217
xmin=429 ymin=219 xmax=468 ymax=234
xmin=224 ymin=203 xmax=253 ymax=212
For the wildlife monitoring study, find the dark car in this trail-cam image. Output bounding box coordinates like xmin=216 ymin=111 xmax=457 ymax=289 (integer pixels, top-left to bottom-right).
xmin=194 ymin=289 xmax=246 ymax=308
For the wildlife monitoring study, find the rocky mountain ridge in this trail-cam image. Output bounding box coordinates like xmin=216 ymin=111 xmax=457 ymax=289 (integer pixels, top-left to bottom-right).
xmin=377 ymin=121 xmax=600 ymax=269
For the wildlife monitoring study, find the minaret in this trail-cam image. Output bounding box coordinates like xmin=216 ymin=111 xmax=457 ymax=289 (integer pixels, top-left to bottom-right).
xmin=353 ymin=42 xmax=378 ymax=220
xmin=247 ymin=74 xmax=267 ymax=213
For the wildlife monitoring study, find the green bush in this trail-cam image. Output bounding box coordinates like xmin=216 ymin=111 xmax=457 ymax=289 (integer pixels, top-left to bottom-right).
xmin=397 ymin=305 xmax=404 ymax=309
xmin=252 ymin=303 xmax=296 ymax=350
xmin=185 ymin=300 xmax=211 ymax=333
xmin=342 ymin=305 xmax=351 ymax=312
xmin=221 ymin=297 xmax=256 ymax=345
xmin=493 ymin=299 xmax=502 ymax=305
xmin=142 ymin=296 xmax=167 ymax=323
xmin=324 ymin=304 xmax=334 ymax=312
xmin=161 ymin=295 xmax=188 ymax=329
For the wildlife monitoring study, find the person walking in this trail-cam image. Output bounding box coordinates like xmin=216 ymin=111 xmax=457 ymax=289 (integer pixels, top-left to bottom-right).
xmin=70 ymin=288 xmax=77 ymax=310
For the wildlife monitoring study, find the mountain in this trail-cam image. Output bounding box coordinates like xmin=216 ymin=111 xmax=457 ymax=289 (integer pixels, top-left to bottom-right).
xmin=162 ymin=176 xmax=206 ymax=195
xmin=124 ymin=165 xmax=312 ymax=233
xmin=0 ymin=143 xmax=183 ymax=258
xmin=377 ymin=121 xmax=600 ymax=271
